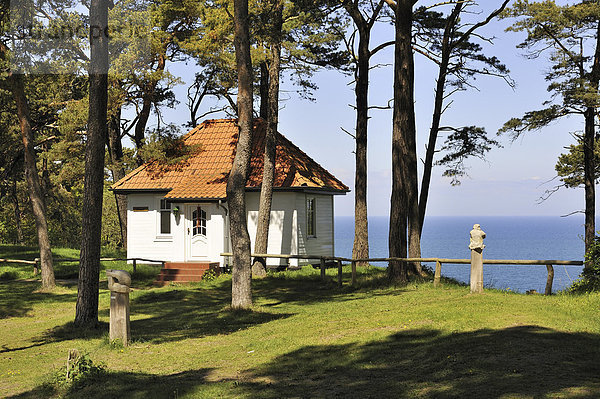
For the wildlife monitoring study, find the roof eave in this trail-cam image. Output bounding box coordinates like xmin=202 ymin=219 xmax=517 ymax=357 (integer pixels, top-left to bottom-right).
xmin=245 ymin=186 xmax=349 ymax=195
xmin=110 ymin=188 xmax=172 ymax=194
xmin=164 ymin=197 xmax=225 ymax=202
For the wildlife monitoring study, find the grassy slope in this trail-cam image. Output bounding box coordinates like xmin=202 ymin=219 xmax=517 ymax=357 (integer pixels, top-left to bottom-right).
xmin=0 ymin=257 xmax=599 ymax=398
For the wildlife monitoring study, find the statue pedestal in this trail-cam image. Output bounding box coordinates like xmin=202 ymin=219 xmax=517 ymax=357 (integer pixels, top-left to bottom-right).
xmin=107 ymin=269 xmax=131 ymax=345
xmin=110 ymin=290 xmax=130 ymax=344
xmin=470 ymin=248 xmax=483 ymax=294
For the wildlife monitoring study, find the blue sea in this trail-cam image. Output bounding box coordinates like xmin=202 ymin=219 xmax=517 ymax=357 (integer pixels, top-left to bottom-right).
xmin=335 ymin=216 xmax=587 ymax=293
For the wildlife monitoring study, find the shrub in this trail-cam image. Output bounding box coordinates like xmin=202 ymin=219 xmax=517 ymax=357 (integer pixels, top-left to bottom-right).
xmin=569 ymin=236 xmax=600 ymax=293
xmin=202 ymin=268 xmax=217 ymax=281
xmin=51 ymin=350 xmax=106 ymax=388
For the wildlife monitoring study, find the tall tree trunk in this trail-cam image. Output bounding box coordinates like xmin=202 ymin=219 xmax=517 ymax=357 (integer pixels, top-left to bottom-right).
xmin=11 ymin=73 xmax=55 ymax=289
xmin=583 ymin=20 xmax=600 ymax=258
xmin=40 ymin=142 xmax=51 ymax=194
xmin=259 ymin=61 xmax=269 ymax=120
xmin=229 ymin=0 xmax=254 ymax=309
xmin=418 ymin=3 xmax=460 ymax=236
xmin=134 ymin=55 xmax=166 ymax=166
xmin=401 ymin=2 xmax=421 ymax=276
xmin=107 ymin=107 xmax=127 ymax=248
xmin=11 ymin=180 xmax=24 ymax=245
xmin=352 ymin=26 xmax=370 ymax=267
xmin=75 ymin=0 xmax=109 ymax=327
xmin=418 ymin=2 xmax=507 ymax=242
xmin=583 ymin=107 xmax=595 ymax=256
xmin=253 ymin=3 xmax=283 ymax=278
xmin=389 ymin=0 xmax=415 ymax=282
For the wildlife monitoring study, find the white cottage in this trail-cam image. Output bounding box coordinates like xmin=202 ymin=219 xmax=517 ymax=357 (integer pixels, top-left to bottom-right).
xmin=111 ymin=119 xmax=348 ymax=282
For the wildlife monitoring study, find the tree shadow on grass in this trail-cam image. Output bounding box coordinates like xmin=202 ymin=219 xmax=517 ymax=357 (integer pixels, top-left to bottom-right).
xmin=240 ymin=325 xmax=600 ymax=398
xmin=0 ymin=280 xmax=77 ymax=319
xmin=8 ymin=368 xmax=217 ymax=399
xmin=1 ymin=320 xmax=109 ymax=354
xmin=126 ymin=287 xmax=293 ymax=344
xmin=251 ymin=269 xmax=409 ymax=308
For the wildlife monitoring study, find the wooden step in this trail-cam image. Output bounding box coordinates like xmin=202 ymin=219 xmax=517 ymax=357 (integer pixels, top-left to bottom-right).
xmin=164 ymin=262 xmax=212 ymax=270
xmin=159 ymin=269 xmax=206 ymax=276
xmin=155 ymin=262 xmax=220 ymax=286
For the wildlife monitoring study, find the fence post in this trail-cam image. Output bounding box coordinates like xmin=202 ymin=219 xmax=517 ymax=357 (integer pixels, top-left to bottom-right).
xmin=320 ymin=258 xmax=326 ymax=281
xmin=545 ymin=264 xmax=554 ymax=296
xmin=33 ymin=258 xmax=40 ymax=276
xmin=434 ymin=260 xmax=442 ymax=287
xmin=351 ymin=260 xmax=356 ymax=286
xmin=337 ymin=260 xmax=342 ymax=287
xmin=132 ymin=259 xmax=137 ymax=273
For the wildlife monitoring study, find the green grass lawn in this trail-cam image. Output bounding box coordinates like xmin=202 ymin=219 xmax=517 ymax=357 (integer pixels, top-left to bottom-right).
xmin=0 ymin=245 xmax=160 ymax=286
xmin=1 ymin=248 xmax=599 ymax=398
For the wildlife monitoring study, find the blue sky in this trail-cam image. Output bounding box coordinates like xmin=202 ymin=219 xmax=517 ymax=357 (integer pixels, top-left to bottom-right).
xmin=158 ymin=1 xmax=592 ymax=218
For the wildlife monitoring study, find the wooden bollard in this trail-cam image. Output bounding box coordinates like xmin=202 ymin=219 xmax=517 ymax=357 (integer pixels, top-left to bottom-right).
xmin=107 ymin=270 xmax=131 ymax=346
xmin=351 ymin=261 xmax=356 ymax=286
xmin=434 ymin=260 xmax=442 ymax=287
xmin=132 ymin=259 xmax=137 ymax=273
xmin=337 ymin=260 xmax=342 ymax=287
xmin=545 ymin=264 xmax=554 ymax=296
xmin=320 ymin=258 xmax=326 ymax=281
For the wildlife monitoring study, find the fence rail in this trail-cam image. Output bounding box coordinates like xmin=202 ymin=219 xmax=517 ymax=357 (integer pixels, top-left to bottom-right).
xmin=3 ymin=251 xmax=584 ymax=295
xmin=221 ymin=252 xmax=583 ymax=295
xmin=0 ymin=257 xmax=166 ymax=275
xmin=0 ymin=258 xmax=39 ymax=265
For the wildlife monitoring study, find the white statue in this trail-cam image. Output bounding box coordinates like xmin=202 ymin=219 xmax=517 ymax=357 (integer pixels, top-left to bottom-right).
xmin=469 ymin=224 xmax=486 ymax=251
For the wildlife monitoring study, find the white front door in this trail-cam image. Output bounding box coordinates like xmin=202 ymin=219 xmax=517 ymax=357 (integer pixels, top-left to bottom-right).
xmin=186 ymin=205 xmax=209 ymax=261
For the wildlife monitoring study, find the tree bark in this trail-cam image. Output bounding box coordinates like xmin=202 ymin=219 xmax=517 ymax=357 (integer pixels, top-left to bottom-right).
xmin=11 ymin=73 xmax=55 ymax=289
xmin=75 ymin=0 xmax=109 ymax=327
xmin=107 ymin=106 xmax=127 ymax=248
xmin=229 ymin=0 xmax=254 ymax=309
xmin=259 ymin=61 xmax=269 ymax=120
xmin=352 ymin=24 xmax=370 ymax=267
xmin=253 ymin=2 xmax=283 ymax=278
xmin=583 ymin=107 xmax=595 ymax=256
xmin=389 ymin=0 xmax=416 ymax=282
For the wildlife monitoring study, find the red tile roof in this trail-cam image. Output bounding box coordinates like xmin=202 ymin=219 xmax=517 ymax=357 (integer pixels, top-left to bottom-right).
xmin=111 ymin=119 xmax=349 ymax=200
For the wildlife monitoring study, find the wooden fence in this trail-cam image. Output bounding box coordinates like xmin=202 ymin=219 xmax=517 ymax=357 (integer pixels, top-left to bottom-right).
xmin=0 ymin=257 xmax=165 ymax=275
xmin=3 ymin=253 xmax=583 ymax=295
xmin=221 ymin=253 xmax=583 ymax=295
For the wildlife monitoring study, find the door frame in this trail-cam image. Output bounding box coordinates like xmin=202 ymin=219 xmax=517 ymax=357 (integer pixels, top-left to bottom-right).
xmin=185 ymin=204 xmax=209 ymax=261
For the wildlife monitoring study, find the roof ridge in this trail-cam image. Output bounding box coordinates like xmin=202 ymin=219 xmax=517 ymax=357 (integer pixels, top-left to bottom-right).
xmin=202 ymin=118 xmax=237 ymax=123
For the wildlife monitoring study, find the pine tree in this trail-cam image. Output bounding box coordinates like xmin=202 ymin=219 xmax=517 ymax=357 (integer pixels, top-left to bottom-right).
xmin=501 ymin=0 xmax=600 ymax=257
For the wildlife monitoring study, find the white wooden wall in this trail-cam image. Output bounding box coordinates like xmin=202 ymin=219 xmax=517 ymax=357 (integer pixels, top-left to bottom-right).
xmin=127 ymin=191 xmax=336 ymax=267
xmin=295 ymin=193 xmax=335 ymax=265
xmin=126 ymin=194 xmax=226 ymax=264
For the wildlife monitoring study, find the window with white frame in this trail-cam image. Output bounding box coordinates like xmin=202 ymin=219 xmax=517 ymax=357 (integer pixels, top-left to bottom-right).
xmin=192 ymin=206 xmax=207 ymax=237
xmin=159 ymin=199 xmax=171 ymax=235
xmin=306 ymin=197 xmax=316 ymax=237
